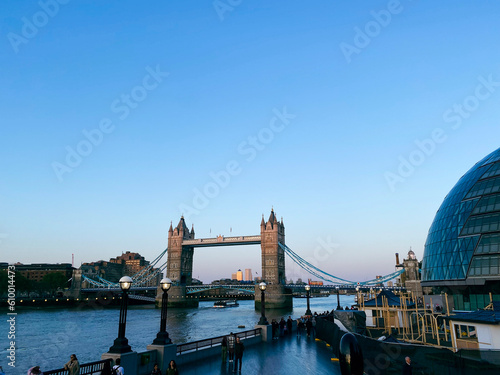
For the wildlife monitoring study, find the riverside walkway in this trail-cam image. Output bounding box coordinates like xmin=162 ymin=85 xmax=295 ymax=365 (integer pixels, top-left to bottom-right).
xmin=180 ymin=335 xmax=341 ymax=375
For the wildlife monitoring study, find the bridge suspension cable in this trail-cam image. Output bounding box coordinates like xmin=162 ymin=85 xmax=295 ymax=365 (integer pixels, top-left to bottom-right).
xmin=280 ymin=243 xmax=404 ymax=286
xmin=130 ymin=248 xmax=168 ymax=281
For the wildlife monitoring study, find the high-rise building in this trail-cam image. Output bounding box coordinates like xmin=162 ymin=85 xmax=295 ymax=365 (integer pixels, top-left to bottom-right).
xmin=245 ymin=268 xmax=252 ymax=281
xmin=231 ymin=272 xmax=237 ymax=280
xmin=236 ymin=269 xmax=243 ymax=281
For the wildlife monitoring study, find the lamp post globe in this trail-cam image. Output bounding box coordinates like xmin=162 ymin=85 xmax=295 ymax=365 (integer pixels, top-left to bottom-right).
xmin=108 ymin=276 xmax=133 ymax=353
xmin=305 ymin=285 xmax=312 ymax=316
xmin=258 ymin=282 xmax=268 ymax=325
xmin=152 ymin=278 xmax=172 ymax=345
xmin=161 ymin=277 xmax=172 ymax=292
xmin=119 ymin=276 xmax=133 ymax=291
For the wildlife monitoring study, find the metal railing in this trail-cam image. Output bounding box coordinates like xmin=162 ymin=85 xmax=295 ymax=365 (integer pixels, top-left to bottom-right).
xmin=176 ymin=328 xmax=262 ymax=355
xmin=44 ymin=358 xmax=112 ymax=375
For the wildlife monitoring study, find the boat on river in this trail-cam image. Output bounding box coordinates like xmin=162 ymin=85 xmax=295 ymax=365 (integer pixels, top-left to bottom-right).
xmin=213 ymin=300 xmax=239 ymax=308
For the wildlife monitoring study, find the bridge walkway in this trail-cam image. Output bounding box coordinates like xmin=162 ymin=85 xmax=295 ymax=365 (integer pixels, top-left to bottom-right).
xmin=179 ymin=334 xmax=341 ymax=375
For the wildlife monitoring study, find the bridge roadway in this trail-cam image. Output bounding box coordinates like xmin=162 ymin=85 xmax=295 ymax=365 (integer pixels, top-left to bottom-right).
xmin=182 ymin=235 xmax=262 ymax=247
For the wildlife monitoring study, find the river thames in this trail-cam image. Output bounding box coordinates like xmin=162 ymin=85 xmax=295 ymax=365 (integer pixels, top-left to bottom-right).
xmin=1 ymin=295 xmax=355 ymax=373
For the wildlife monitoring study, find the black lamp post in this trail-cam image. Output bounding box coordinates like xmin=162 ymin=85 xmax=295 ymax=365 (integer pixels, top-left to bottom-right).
xmin=305 ymin=285 xmax=312 ymax=316
xmin=108 ymin=276 xmax=133 ymax=353
xmin=152 ymin=278 xmax=172 ymax=345
xmin=258 ymin=282 xmax=268 ymax=325
xmin=336 ymin=286 xmax=341 ymax=310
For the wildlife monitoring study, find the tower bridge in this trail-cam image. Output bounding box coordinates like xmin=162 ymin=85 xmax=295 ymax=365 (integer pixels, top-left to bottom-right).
xmin=166 ymin=209 xmax=290 ymax=309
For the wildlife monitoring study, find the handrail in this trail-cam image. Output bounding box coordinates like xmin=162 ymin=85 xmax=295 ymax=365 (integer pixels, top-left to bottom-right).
xmin=44 ymin=358 xmax=112 ymax=375
xmin=176 ymin=328 xmax=262 ymax=355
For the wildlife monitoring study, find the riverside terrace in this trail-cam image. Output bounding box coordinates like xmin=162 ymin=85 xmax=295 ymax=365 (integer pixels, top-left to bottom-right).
xmin=44 ymin=326 xmax=342 ymax=375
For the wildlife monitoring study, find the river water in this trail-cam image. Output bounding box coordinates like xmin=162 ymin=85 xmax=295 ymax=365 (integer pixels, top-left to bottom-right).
xmin=1 ymin=295 xmax=355 ymax=374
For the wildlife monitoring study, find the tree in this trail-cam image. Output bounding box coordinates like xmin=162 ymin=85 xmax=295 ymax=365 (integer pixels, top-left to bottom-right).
xmin=42 ymin=272 xmax=68 ymax=297
xmin=0 ymin=270 xmax=7 ymax=295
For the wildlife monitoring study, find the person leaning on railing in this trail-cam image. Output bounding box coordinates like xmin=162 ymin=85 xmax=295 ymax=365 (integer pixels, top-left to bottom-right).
xmin=64 ymin=355 xmax=80 ymax=375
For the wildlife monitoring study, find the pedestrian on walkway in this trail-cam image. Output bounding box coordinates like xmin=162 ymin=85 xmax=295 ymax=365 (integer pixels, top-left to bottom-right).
xmin=227 ymin=332 xmax=236 ymax=362
xmin=279 ymin=317 xmax=286 ymax=337
xmin=221 ymin=336 xmax=228 ymax=363
xmin=112 ymin=358 xmax=124 ymax=375
xmin=311 ymin=316 xmax=317 ymax=338
xmin=64 ymin=354 xmax=80 ymax=375
xmin=296 ymin=318 xmax=303 ymax=337
xmin=306 ymin=318 xmax=312 ymax=337
xmin=287 ymin=316 xmax=293 ymax=335
xmin=272 ymin=319 xmax=279 ymax=339
xmin=402 ymin=356 xmax=412 ymax=375
xmin=151 ymin=363 xmax=162 ymax=375
xmin=234 ymin=337 xmax=245 ymax=373
xmin=166 ymin=360 xmax=178 ymax=375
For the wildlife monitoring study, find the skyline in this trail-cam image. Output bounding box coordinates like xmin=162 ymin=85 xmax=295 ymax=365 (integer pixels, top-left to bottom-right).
xmin=2 ymin=1 xmax=500 ymax=283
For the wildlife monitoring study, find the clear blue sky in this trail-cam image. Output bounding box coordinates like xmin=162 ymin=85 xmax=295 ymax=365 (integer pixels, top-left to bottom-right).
xmin=2 ymin=1 xmax=500 ymax=283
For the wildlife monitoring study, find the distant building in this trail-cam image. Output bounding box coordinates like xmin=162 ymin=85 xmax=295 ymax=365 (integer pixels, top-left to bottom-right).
xmin=254 ymin=276 xmax=262 ymax=282
xmin=245 ymin=268 xmax=252 ymax=281
xmin=81 ymin=260 xmax=123 ymax=283
xmin=231 ymin=273 xmax=237 ymax=280
xmin=82 ymin=251 xmax=161 ymax=287
xmin=111 ymin=251 xmax=148 ymax=275
xmin=399 ymin=249 xmax=423 ymax=298
xmin=0 ymin=263 xmax=74 ymax=283
xmin=236 ymin=269 xmax=243 ymax=281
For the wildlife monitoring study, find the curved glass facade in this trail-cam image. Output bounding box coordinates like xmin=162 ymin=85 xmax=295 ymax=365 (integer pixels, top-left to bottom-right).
xmin=422 ymin=147 xmax=500 ymax=283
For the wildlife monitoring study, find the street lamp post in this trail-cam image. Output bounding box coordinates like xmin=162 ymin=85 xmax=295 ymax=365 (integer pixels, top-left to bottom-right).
xmin=152 ymin=278 xmax=172 ymax=345
xmin=305 ymin=285 xmax=312 ymax=316
xmin=258 ymin=282 xmax=268 ymax=325
xmin=355 ymin=286 xmax=360 ymax=309
xmin=336 ymin=286 xmax=341 ymax=310
xmin=108 ymin=276 xmax=133 ymax=353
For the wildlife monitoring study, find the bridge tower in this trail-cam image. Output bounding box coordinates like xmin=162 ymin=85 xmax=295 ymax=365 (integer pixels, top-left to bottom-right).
xmin=162 ymin=216 xmax=199 ymax=307
xmin=255 ymin=209 xmax=292 ymax=310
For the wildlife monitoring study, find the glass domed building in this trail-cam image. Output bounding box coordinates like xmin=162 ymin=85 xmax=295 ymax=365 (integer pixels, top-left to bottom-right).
xmin=422 ymin=147 xmax=500 ymax=310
